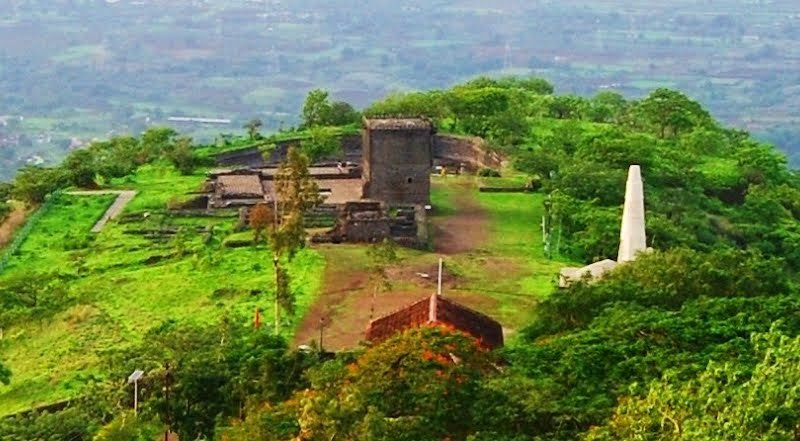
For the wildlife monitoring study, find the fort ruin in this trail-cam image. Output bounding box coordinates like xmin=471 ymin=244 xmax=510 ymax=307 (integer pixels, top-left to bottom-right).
xmin=203 ymin=118 xmax=502 ymax=247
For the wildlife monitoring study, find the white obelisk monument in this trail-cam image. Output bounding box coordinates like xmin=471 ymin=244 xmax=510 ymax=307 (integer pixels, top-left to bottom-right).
xmin=617 ymin=165 xmax=647 ymax=263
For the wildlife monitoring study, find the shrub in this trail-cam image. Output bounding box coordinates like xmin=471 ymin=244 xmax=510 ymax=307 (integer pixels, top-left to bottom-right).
xmin=0 ymin=201 xmax=10 ymax=222
xmin=477 ymin=168 xmax=502 ymax=177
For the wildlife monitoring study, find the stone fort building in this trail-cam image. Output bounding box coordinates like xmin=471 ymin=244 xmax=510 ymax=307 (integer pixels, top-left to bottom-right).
xmin=362 ymin=118 xmax=435 ymax=205
xmin=204 ymin=117 xmax=500 ymax=246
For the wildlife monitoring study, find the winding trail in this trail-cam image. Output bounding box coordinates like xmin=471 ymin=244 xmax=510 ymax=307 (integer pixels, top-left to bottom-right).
xmin=65 ymin=190 xmax=137 ymax=232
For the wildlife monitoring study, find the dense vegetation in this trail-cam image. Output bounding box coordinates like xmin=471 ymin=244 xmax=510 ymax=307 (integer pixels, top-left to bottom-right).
xmin=2 ymin=76 xmax=800 ymax=440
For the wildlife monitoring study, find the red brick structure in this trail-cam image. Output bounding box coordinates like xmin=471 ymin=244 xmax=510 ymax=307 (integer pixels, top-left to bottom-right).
xmin=365 ymin=294 xmax=504 ymax=349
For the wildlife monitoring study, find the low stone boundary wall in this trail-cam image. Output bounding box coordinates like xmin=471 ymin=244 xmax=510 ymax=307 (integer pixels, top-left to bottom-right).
xmin=433 ymin=134 xmax=504 ymax=170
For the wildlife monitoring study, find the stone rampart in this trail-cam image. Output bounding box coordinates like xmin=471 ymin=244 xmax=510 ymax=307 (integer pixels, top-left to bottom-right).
xmin=433 ymin=134 xmax=504 ymax=170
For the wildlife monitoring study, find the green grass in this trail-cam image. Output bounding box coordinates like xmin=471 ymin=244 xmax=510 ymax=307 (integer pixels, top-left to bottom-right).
xmin=427 ymin=177 xmax=568 ymax=335
xmin=108 ymin=163 xmax=207 ymax=211
xmin=3 ymin=194 xmax=116 ymax=272
xmin=0 ymin=168 xmax=569 ymax=413
xmin=0 ymin=165 xmax=325 ymax=416
xmin=430 ymin=181 xmax=459 ymax=217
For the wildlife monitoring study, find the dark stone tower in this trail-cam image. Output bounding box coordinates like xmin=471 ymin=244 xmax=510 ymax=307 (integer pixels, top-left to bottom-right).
xmin=362 ymin=118 xmax=434 ymax=205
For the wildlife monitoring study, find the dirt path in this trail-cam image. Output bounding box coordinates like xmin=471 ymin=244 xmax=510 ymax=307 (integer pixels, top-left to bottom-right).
xmin=66 ymin=190 xmax=137 ymax=232
xmin=0 ymin=206 xmax=30 ymax=248
xmin=294 ymin=183 xmax=493 ymax=350
xmin=293 ymin=249 xmax=498 ymax=351
xmin=432 ymin=187 xmax=489 ymax=254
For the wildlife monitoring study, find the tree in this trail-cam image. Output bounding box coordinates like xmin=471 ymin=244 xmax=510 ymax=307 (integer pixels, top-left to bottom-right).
xmin=588 ymin=91 xmax=627 ymax=123
xmin=91 ymin=136 xmax=140 ymax=181
xmin=327 ymin=101 xmax=360 ymax=126
xmin=249 ymin=203 xmax=273 ymax=243
xmin=548 ymin=95 xmax=587 ymax=119
xmin=11 ymin=166 xmax=66 ymax=203
xmin=62 ymin=148 xmax=97 ymax=188
xmin=586 ymin=327 xmax=800 ymax=441
xmin=244 ymin=118 xmax=263 ymax=141
xmin=301 ymin=89 xmax=332 ymax=128
xmin=267 ymin=147 xmax=322 ymax=333
xmin=634 ymin=88 xmax=712 ymax=138
xmin=365 ymin=239 xmax=399 ymax=319
xmin=292 ymin=327 xmax=499 ymax=441
xmin=501 ymin=76 xmax=555 ymax=94
xmin=300 ymin=126 xmax=342 ymax=162
xmin=139 ymin=127 xmax=177 ymax=161
xmin=167 ymin=137 xmax=198 ymax=175
xmin=107 ymin=317 xmax=312 ymax=440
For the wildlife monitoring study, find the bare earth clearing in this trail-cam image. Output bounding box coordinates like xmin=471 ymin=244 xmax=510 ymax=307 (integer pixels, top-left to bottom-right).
xmin=294 ymin=186 xmax=493 ymax=350
xmin=0 ymin=206 xmax=29 ymax=248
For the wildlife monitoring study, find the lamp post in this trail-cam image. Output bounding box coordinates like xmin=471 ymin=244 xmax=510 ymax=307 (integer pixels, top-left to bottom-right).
xmin=127 ymin=369 xmax=144 ymax=415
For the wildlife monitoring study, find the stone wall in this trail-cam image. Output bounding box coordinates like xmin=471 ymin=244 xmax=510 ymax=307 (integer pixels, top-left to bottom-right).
xmin=215 ymin=134 xmax=362 ymax=168
xmin=312 ymin=201 xmax=427 ymax=248
xmin=433 ymin=134 xmax=504 ymax=170
xmin=264 ymin=134 xmax=362 ymax=164
xmin=216 ymin=147 xmax=265 ymax=168
xmin=362 ymin=129 xmax=432 ymax=205
xmin=216 ymin=133 xmax=503 ymax=174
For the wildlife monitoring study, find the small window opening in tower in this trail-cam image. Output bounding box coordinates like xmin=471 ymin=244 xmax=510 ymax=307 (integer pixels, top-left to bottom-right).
xmin=407 ymin=177 xmax=413 ymax=184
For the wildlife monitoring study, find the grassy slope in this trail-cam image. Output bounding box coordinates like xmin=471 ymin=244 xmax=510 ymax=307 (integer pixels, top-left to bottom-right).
xmin=0 ymin=164 xmax=324 ymax=415
xmin=0 ymin=166 xmax=566 ymax=414
xmin=429 ymin=175 xmax=567 ymax=334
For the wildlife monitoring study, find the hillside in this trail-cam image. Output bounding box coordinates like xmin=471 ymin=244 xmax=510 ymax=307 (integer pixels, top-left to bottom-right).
xmin=2 ymin=77 xmax=800 ymax=440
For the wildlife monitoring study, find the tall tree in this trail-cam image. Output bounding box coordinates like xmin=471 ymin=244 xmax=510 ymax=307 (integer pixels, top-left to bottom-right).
xmin=267 ymin=147 xmax=322 ymax=333
xmin=365 ymin=238 xmax=399 ymax=319
xmin=301 ymin=89 xmax=332 ymax=128
xmin=327 ymin=101 xmax=360 ymax=126
xmin=139 ymin=127 xmax=177 ymax=161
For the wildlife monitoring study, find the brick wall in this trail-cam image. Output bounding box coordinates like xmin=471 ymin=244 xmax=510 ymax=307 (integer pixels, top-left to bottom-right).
xmin=365 ymin=297 xmax=430 ymax=343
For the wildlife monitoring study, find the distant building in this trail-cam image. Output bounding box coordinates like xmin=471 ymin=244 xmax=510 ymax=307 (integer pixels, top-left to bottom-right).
xmin=365 ymin=293 xmax=504 ymax=349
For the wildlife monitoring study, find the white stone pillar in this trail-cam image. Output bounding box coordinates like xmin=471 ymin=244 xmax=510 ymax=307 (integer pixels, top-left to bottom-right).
xmin=617 ymin=165 xmax=647 ymax=263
